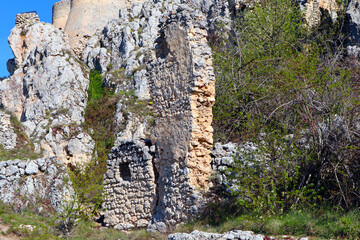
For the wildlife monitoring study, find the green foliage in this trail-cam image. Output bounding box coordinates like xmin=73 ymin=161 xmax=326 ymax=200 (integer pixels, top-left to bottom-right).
xmin=212 ymin=0 xmax=360 ymax=212
xmin=0 ymin=201 xmax=55 ymax=239
xmin=84 ymin=93 xmax=118 ymax=165
xmin=68 ymin=163 xmax=105 ymax=220
xmin=88 ymin=70 xmax=105 ymax=101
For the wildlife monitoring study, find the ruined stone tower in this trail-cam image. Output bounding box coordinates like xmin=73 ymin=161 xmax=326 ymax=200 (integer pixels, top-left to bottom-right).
xmin=52 ymin=0 xmax=71 ymax=30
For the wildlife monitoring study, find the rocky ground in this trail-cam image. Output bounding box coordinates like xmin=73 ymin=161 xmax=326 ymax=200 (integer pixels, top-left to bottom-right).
xmin=0 ymin=220 xmax=20 ymax=240
xmin=168 ymin=230 xmax=309 ymax=240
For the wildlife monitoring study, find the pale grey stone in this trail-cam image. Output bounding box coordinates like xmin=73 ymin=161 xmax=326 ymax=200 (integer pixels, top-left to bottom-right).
xmin=25 ymin=161 xmax=39 ymax=175
xmin=9 ymin=165 xmax=19 ymax=175
xmin=0 ymin=180 xmax=7 ymax=188
xmin=17 ymin=161 xmax=26 ymax=169
xmin=134 ymin=69 xmax=150 ymax=100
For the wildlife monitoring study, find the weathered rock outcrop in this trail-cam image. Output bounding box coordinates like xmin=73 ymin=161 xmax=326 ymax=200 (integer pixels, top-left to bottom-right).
xmin=0 ymin=13 xmax=94 ymax=165
xmin=301 ymin=0 xmax=360 ymax=57
xmin=0 ymin=157 xmax=74 ymax=213
xmin=302 ymin=0 xmax=342 ymax=27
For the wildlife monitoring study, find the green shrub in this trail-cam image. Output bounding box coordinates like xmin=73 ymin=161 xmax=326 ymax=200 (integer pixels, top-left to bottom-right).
xmin=213 ymin=0 xmax=360 ymax=211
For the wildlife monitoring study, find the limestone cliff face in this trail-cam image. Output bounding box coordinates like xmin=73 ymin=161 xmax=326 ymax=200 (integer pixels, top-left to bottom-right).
xmin=0 ymin=157 xmax=74 ymax=213
xmin=2 ymin=0 xmax=360 ymax=233
xmin=0 ymin=13 xmax=94 ymax=165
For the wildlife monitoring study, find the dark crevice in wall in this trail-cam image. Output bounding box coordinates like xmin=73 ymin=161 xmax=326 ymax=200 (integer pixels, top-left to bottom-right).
xmin=151 ymin=145 xmax=160 ymax=217
xmin=119 ymin=162 xmax=131 ymax=182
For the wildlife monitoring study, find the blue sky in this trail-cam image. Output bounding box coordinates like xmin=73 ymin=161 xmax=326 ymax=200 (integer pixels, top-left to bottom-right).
xmin=0 ymin=1 xmax=57 ymax=77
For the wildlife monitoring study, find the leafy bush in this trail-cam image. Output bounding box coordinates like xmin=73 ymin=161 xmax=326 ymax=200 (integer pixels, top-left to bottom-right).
xmin=212 ymin=0 xmax=360 ymax=212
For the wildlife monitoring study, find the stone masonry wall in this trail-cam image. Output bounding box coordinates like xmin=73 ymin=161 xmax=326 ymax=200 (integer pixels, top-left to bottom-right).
xmin=148 ymin=9 xmax=215 ymax=230
xmin=102 ymin=140 xmax=157 ymax=229
xmin=52 ymin=0 xmax=71 ymax=30
xmin=187 ymin=23 xmax=215 ymax=190
xmin=0 ymin=157 xmax=74 ymax=213
xmin=15 ymin=13 xmax=40 ymax=27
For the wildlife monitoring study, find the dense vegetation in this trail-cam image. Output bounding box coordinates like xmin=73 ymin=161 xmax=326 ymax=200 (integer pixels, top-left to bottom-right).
xmin=211 ymin=0 xmax=360 ymax=235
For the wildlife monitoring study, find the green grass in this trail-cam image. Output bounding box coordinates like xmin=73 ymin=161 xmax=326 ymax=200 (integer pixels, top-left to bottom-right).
xmin=0 ymin=201 xmax=167 ymax=240
xmin=0 ymin=145 xmax=41 ymax=161
xmin=176 ymin=207 xmax=360 ymax=239
xmin=0 ymin=201 xmax=55 ymax=239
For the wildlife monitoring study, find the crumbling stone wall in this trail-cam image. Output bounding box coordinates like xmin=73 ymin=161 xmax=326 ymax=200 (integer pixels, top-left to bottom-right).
xmin=0 ymin=157 xmax=73 ymax=212
xmin=0 ymin=110 xmax=17 ymax=150
xmin=52 ymin=0 xmax=71 ymax=30
xmin=102 ymin=8 xmax=216 ymax=231
xmin=148 ymin=10 xmax=215 ymax=229
xmin=187 ymin=24 xmax=215 ymax=189
xmin=15 ymin=12 xmax=40 ymax=27
xmin=345 ymin=0 xmax=360 ymax=56
xmin=102 ymin=140 xmax=157 ymax=229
